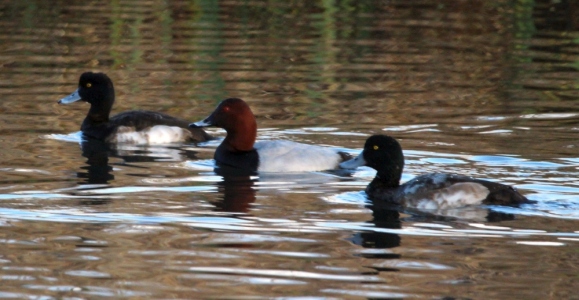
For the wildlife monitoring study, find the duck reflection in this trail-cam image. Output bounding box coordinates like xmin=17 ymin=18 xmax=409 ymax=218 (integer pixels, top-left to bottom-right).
xmin=213 ymin=166 xmax=257 ymax=213
xmin=76 ymin=139 xmax=204 ymax=205
xmin=78 ymin=138 xmax=114 ymax=184
xmin=78 ymin=138 xmax=203 ymax=185
xmin=349 ymin=207 xmax=403 ymax=256
xmin=349 ymin=202 xmax=516 ymax=259
xmin=211 ymin=169 xmax=354 ymax=213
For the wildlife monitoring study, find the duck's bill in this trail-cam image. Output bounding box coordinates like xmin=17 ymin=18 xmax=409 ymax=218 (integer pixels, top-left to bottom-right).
xmin=339 ymin=152 xmax=367 ymax=169
xmin=58 ymin=88 xmax=82 ymax=104
xmin=189 ymin=116 xmax=214 ymax=128
xmin=189 ymin=120 xmax=210 ymax=128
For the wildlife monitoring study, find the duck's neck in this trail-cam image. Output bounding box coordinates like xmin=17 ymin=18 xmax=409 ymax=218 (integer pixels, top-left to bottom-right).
xmin=86 ymin=86 xmax=114 ymax=124
xmin=373 ymin=171 xmax=401 ymax=188
xmin=223 ymin=119 xmax=257 ymax=152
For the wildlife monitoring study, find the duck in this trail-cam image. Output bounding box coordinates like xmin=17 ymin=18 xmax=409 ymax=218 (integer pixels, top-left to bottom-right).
xmin=340 ymin=135 xmax=530 ymax=209
xmin=189 ymin=98 xmax=351 ymax=172
xmin=58 ymin=72 xmax=212 ymax=144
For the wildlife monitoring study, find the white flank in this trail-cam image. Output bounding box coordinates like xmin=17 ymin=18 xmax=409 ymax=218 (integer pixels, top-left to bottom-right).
xmin=254 ymin=140 xmax=341 ymax=172
xmin=412 ymin=182 xmax=490 ymax=210
xmin=112 ymin=126 xmax=189 ymax=144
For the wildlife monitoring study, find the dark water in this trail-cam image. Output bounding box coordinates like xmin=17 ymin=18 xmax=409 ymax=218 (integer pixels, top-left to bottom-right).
xmin=1 ymin=0 xmax=579 ymax=298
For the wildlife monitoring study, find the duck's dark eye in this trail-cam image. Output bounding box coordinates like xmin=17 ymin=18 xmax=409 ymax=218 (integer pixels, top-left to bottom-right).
xmin=222 ymin=105 xmax=230 ymax=112
xmin=86 ymin=83 xmax=92 ymax=88
xmin=373 ymin=145 xmax=379 ymax=150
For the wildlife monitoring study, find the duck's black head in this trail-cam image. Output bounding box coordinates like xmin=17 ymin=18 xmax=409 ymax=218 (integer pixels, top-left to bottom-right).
xmin=363 ymin=135 xmax=404 ymax=173
xmin=341 ymin=135 xmax=405 ymax=186
xmin=59 ymin=72 xmax=115 ymax=107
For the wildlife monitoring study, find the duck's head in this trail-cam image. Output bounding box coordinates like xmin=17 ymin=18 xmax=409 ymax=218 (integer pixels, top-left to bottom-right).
xmin=190 ymin=98 xmax=257 ymax=151
xmin=58 ymin=72 xmax=115 ymax=106
xmin=340 ymin=135 xmax=405 ymax=182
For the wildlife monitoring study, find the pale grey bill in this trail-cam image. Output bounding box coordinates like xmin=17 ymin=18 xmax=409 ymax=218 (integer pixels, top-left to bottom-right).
xmin=190 ymin=120 xmax=211 ymax=128
xmin=58 ymin=88 xmax=82 ymax=104
xmin=339 ymin=152 xmax=366 ymax=169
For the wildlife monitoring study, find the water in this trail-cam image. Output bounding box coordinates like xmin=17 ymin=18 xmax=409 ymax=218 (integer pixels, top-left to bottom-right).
xmin=1 ymin=0 xmax=579 ymax=298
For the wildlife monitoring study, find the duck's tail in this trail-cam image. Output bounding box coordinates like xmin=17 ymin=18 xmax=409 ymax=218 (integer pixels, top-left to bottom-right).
xmin=484 ymin=186 xmax=534 ymax=206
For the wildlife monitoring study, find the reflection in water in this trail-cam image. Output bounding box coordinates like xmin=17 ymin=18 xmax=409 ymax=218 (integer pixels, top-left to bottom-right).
xmin=349 ymin=204 xmax=518 ymax=261
xmin=78 ymin=137 xmax=203 ymax=185
xmin=79 ymin=139 xmax=114 ymax=185
xmin=399 ymin=206 xmax=518 ymax=223
xmin=214 ymin=167 xmax=257 ymax=213
xmin=349 ymin=208 xmax=402 ymax=257
xmin=76 ymin=139 xmax=115 ymax=206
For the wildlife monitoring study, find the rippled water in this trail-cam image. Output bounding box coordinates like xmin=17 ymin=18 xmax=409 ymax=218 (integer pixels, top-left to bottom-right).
xmin=1 ymin=0 xmax=579 ymax=298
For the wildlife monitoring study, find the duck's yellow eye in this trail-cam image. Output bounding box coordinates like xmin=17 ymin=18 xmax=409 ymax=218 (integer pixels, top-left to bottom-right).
xmin=373 ymin=145 xmax=379 ymax=150
xmin=86 ymin=83 xmax=92 ymax=88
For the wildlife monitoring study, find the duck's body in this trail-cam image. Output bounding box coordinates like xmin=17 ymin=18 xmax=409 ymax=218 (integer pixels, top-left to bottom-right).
xmin=340 ymin=135 xmax=530 ymax=209
xmin=81 ymin=110 xmax=205 ymax=144
xmin=367 ymin=173 xmax=528 ymax=210
xmin=253 ymin=140 xmax=348 ymax=172
xmin=190 ymin=98 xmax=349 ymax=173
xmin=59 ymin=72 xmax=211 ymax=144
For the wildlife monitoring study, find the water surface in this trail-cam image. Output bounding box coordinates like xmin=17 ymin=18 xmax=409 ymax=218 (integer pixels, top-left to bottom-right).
xmin=1 ymin=0 xmax=579 ymax=298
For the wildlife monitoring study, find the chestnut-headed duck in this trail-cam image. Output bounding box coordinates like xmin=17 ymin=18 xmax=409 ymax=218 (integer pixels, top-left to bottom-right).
xmin=190 ymin=98 xmax=351 ymax=172
xmin=58 ymin=72 xmax=212 ymax=144
xmin=340 ymin=135 xmax=530 ymax=209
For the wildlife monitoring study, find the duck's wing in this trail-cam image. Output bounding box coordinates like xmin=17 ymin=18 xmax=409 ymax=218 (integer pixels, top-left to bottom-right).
xmin=110 ymin=110 xmax=189 ymax=130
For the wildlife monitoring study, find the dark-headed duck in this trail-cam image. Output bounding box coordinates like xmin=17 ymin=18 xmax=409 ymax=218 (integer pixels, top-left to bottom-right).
xmin=58 ymin=72 xmax=212 ymax=144
xmin=190 ymin=98 xmax=350 ymax=172
xmin=340 ymin=135 xmax=530 ymax=209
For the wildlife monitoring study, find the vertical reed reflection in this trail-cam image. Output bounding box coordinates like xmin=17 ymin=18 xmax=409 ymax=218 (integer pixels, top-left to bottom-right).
xmin=188 ymin=0 xmax=227 ymax=102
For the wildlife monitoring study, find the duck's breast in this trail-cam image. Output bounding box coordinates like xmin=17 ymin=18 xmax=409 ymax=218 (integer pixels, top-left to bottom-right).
xmin=254 ymin=140 xmax=341 ymax=172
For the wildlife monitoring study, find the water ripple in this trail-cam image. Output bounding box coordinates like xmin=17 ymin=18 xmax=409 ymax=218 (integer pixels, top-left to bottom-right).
xmin=177 ymin=267 xmax=384 ymax=282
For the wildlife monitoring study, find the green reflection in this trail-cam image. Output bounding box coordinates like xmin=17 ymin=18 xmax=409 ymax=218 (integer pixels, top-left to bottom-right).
xmin=17 ymin=0 xmax=38 ymax=70
xmin=156 ymin=1 xmax=175 ymax=95
xmin=128 ymin=17 xmax=143 ymax=95
xmin=189 ymin=0 xmax=226 ymax=102
xmin=22 ymin=0 xmax=37 ymax=30
xmin=157 ymin=1 xmax=174 ymax=65
xmin=513 ymin=0 xmax=536 ymax=57
xmin=110 ymin=0 xmax=123 ymax=68
xmin=109 ymin=0 xmax=143 ymax=72
xmin=506 ymin=0 xmax=536 ymax=99
xmin=308 ymin=0 xmax=339 ymax=102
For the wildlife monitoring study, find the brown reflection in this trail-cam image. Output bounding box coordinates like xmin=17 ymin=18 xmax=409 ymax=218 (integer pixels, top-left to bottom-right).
xmin=213 ymin=167 xmax=257 ymax=213
xmin=533 ymin=0 xmax=579 ymax=30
